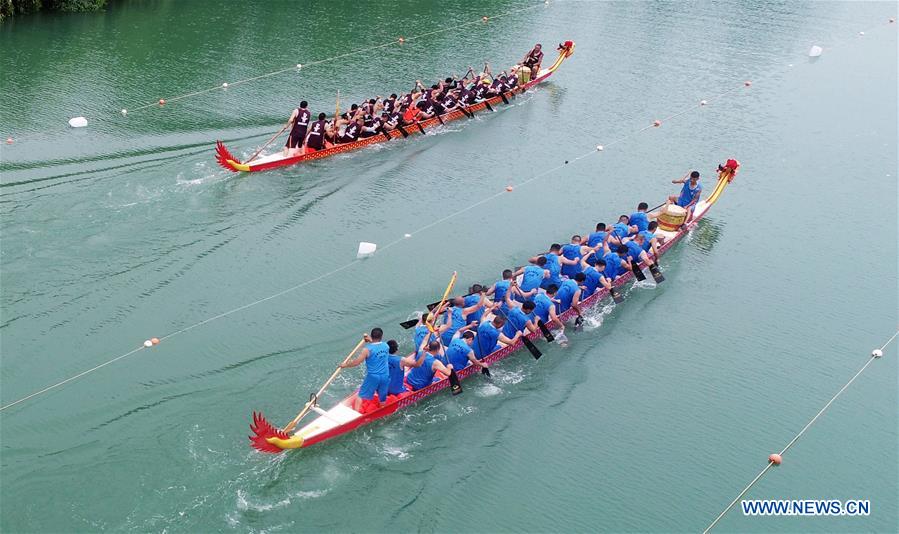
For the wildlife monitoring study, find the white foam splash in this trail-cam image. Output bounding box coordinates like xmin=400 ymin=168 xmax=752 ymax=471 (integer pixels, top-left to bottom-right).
xmin=476 ymin=383 xmax=503 ymax=397
xmin=235 ymin=488 xmax=327 ymax=513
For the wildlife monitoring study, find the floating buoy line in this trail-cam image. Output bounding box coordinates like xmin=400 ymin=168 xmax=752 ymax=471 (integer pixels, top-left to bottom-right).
xmin=703 ymin=330 xmax=899 ymax=533
xmin=1 ymin=3 xmax=544 ymax=146
xmin=0 ymin=12 xmax=895 ymax=434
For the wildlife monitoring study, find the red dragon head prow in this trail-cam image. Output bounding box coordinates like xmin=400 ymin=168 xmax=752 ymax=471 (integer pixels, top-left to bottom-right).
xmin=249 ymin=411 xmax=292 ymax=454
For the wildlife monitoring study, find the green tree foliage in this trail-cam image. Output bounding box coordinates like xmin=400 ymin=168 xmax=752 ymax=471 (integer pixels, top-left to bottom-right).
xmin=1 ymin=0 xmax=108 ymax=21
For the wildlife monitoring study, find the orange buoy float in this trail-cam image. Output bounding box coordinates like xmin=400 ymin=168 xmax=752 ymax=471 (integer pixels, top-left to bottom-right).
xmin=159 ymin=99 xmax=166 ymax=105
xmin=5 ymin=137 xmax=12 ymax=144
xmin=505 ymin=185 xmax=514 ymax=192
xmin=151 ymin=338 xmax=160 ymax=345
xmin=398 ymin=37 xmax=405 ymax=43
xmin=769 ymin=453 xmax=782 ymax=465
xmin=652 ymin=119 xmax=662 ymax=127
xmin=482 ymin=16 xmax=488 ymax=22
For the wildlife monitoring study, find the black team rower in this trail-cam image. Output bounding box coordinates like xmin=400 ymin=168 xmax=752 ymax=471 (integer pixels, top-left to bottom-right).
xmin=338 ymin=117 xmax=362 ymax=144
xmin=284 ymin=101 xmax=311 ymax=157
xmin=304 ymin=112 xmax=328 ymax=152
xmin=521 ymin=43 xmax=543 ymax=81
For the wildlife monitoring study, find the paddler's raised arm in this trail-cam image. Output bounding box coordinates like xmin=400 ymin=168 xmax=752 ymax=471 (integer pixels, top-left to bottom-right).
xmin=340 ymin=333 xmax=372 ymax=368
xmin=460 ymin=291 xmax=487 ymax=316
xmin=408 ymin=335 xmax=432 ymax=369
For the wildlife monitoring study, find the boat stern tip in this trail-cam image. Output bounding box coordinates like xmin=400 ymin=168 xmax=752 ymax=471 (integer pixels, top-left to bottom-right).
xmin=215 ymin=140 xmax=247 ymax=172
xmin=249 ymin=411 xmax=302 ymax=453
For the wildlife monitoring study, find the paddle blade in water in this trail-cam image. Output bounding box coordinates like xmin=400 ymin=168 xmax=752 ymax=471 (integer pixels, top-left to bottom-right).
xmin=631 ymin=262 xmax=646 ymax=281
xmin=649 ymin=264 xmax=665 ymax=283
xmin=481 ymin=366 xmax=491 ymax=376
xmin=399 ymin=318 xmax=418 ymax=329
xmin=610 ymin=287 xmax=624 ymax=304
xmin=521 ymin=335 xmax=542 ymax=359
xmin=448 ymin=370 xmax=463 ymax=395
xmin=537 ymin=319 xmax=555 ymax=342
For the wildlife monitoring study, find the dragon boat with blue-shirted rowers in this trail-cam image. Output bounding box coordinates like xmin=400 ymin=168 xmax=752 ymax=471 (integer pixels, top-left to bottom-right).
xmin=216 ymin=41 xmax=576 ymax=173
xmin=248 ymin=160 xmax=740 ymax=454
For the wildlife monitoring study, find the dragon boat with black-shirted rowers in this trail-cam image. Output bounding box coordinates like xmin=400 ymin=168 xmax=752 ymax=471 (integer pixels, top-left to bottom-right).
xmin=215 ymin=41 xmax=575 ymax=173
xmin=248 ymin=160 xmax=740 ymax=454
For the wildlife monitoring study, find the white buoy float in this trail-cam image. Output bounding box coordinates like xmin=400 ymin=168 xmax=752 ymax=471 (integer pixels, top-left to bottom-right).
xmin=808 ymin=45 xmax=823 ymax=57
xmin=872 ymin=349 xmax=883 ymax=358
xmin=357 ymin=242 xmax=377 ymax=258
xmin=68 ymin=116 xmax=88 ymax=128
xmin=596 ymin=145 xmax=604 ymax=151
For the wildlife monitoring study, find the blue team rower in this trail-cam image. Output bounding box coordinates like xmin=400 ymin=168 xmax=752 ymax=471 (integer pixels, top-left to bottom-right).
xmin=474 ymin=315 xmax=521 ymax=359
xmin=515 ymin=257 xmax=549 ymax=300
xmin=406 ymin=340 xmax=454 ymax=392
xmin=669 ymin=170 xmax=703 ymax=220
xmin=440 ymin=294 xmax=486 ymax=346
xmin=501 ymin=300 xmax=538 ymax=338
xmin=602 ymin=245 xmax=630 ymax=282
xmin=444 ymin=331 xmax=489 ymax=373
xmin=340 ymin=328 xmax=390 ymax=412
xmin=629 ymin=202 xmax=650 ymax=233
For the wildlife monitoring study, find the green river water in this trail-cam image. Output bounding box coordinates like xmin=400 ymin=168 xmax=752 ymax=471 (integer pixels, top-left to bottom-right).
xmin=1 ymin=1 xmax=897 ymax=532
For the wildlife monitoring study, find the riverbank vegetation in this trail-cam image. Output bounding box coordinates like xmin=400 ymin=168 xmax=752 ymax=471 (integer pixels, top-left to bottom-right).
xmin=1 ymin=0 xmax=108 ymax=21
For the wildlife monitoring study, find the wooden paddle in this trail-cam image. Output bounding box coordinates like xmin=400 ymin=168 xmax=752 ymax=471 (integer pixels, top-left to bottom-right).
xmin=247 ymin=121 xmax=291 ymax=163
xmin=425 ymin=272 xmax=462 ymax=395
xmin=281 ymin=337 xmax=366 ymax=433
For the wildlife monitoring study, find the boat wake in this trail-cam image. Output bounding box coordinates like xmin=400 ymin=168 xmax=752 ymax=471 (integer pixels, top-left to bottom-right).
xmin=235 ymin=487 xmax=328 ymax=513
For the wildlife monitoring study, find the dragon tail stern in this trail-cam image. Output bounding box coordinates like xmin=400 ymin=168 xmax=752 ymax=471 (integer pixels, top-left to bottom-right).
xmin=249 ymin=411 xmax=303 ymax=453
xmin=215 ymin=141 xmax=245 ymax=172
